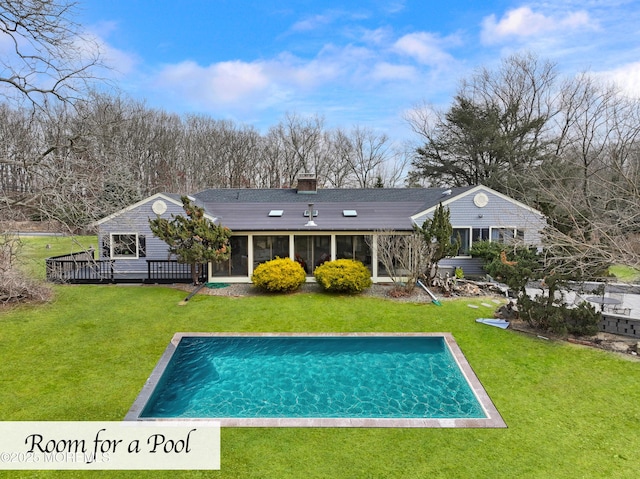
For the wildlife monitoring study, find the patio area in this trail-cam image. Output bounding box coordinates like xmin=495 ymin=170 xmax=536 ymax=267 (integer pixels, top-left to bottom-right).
xmin=525 ymin=282 xmax=640 ymax=339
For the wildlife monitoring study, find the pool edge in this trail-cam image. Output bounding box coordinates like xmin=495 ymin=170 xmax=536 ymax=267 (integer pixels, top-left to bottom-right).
xmin=125 ymin=332 xmax=507 ymax=428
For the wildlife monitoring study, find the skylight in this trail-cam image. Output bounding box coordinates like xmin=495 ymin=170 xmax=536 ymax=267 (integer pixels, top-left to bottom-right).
xmin=342 ymin=209 xmax=357 ymax=217
xmin=268 ymin=210 xmax=283 ymax=217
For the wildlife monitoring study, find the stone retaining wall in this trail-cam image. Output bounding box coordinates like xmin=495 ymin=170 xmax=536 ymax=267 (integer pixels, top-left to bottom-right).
xmin=600 ymin=313 xmax=640 ymax=338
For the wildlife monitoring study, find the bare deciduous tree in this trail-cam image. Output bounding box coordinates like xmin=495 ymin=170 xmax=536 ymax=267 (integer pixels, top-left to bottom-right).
xmin=371 ymin=231 xmax=435 ymax=292
xmin=536 ymin=76 xmax=640 ymax=274
xmin=0 ymin=0 xmax=103 ymax=109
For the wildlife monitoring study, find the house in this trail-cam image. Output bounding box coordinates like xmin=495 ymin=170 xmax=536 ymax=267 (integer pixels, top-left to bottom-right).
xmin=87 ymin=176 xmax=545 ymax=285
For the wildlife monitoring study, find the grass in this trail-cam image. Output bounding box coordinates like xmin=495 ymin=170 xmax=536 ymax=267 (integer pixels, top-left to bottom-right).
xmin=1 ymin=237 xmax=639 ymax=478
xmin=14 ymin=234 xmax=97 ymax=279
xmin=609 ymin=265 xmax=640 ymax=283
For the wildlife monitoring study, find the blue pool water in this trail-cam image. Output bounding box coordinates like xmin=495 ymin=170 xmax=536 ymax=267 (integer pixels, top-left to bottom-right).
xmin=140 ymin=336 xmax=486 ymax=419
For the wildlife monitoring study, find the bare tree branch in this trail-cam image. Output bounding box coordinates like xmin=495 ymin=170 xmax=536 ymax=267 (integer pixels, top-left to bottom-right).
xmin=0 ymin=0 xmax=103 ymax=109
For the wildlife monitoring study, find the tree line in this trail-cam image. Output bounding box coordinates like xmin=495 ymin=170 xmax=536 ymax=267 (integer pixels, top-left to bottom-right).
xmin=0 ymin=93 xmax=408 ymax=229
xmin=407 ymin=53 xmax=640 ymax=272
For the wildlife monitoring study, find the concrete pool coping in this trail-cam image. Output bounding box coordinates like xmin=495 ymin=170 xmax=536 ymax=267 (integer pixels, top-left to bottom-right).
xmin=125 ymin=332 xmax=507 ymax=428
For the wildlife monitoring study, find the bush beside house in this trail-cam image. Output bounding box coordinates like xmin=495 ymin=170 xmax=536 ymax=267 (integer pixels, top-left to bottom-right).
xmin=251 ymin=257 xmax=306 ymax=293
xmin=314 ymin=259 xmax=372 ymax=293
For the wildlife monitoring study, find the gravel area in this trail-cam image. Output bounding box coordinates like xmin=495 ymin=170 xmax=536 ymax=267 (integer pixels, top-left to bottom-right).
xmin=172 ymin=281 xmax=491 ymax=304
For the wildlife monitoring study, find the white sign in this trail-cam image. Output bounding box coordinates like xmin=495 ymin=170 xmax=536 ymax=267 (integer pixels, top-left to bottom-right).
xmin=0 ymin=422 xmax=220 ymax=470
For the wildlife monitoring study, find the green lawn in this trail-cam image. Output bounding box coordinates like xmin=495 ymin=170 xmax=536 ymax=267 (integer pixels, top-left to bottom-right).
xmin=15 ymin=234 xmax=98 ymax=279
xmin=1 ymin=238 xmax=639 ymax=478
xmin=609 ymin=265 xmax=640 ymax=283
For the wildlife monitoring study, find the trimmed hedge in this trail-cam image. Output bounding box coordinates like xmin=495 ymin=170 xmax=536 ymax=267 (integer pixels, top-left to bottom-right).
xmin=251 ymin=257 xmax=306 ymax=293
xmin=314 ymin=259 xmax=372 ymax=293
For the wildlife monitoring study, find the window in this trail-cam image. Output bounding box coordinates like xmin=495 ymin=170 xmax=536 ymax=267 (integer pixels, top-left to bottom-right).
xmin=452 ymin=228 xmax=471 ymax=255
xmin=109 ymin=233 xmax=145 ymax=259
xmin=336 ymin=235 xmax=372 ymax=271
xmin=472 ymin=228 xmax=490 ymax=242
xmin=447 ymin=227 xmax=526 ymax=257
xmin=491 ymin=228 xmax=525 ymax=243
xmin=212 ymin=236 xmax=248 ymax=277
xmin=253 ymin=235 xmax=289 ymax=266
xmin=295 ymin=235 xmax=331 ymax=274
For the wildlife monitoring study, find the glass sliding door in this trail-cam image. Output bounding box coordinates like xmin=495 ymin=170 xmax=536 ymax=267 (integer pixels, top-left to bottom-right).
xmin=253 ymin=235 xmax=290 ymax=268
xmin=295 ymin=235 xmax=331 ymax=275
xmin=336 ymin=235 xmax=372 ymax=272
xmin=212 ymin=235 xmax=248 ymax=276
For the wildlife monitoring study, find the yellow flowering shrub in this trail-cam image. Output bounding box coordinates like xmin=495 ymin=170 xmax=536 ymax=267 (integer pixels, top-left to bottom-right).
xmin=251 ymin=257 xmax=306 ymax=293
xmin=314 ymin=259 xmax=372 ymax=293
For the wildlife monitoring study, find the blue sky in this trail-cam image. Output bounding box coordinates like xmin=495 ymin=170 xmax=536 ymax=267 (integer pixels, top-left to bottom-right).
xmin=78 ymin=0 xmax=640 ymax=141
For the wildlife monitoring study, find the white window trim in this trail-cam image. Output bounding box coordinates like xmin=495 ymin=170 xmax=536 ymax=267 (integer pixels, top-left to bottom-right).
xmin=489 ymin=226 xmax=523 ymax=243
xmin=110 ymin=232 xmax=139 ymax=260
xmin=449 ymin=226 xmax=527 ymax=259
xmin=451 ymin=226 xmax=473 ymax=259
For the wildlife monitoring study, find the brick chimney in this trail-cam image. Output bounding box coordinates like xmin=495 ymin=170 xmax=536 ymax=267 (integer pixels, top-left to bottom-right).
xmin=296 ymin=173 xmax=317 ymax=194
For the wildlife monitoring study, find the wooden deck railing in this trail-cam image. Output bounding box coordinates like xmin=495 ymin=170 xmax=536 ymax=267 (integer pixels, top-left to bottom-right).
xmin=46 ymin=253 xmax=205 ymax=284
xmin=147 ymin=260 xmax=207 ymax=283
xmin=45 ymin=249 xmax=104 ymax=282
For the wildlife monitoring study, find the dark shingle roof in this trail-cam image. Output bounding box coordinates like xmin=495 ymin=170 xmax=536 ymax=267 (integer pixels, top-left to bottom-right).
xmin=192 ymin=186 xmax=474 ymax=231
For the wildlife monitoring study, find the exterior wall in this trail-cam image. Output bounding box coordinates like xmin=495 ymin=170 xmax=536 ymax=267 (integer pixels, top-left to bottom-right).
xmin=600 ymin=313 xmax=640 ymax=338
xmin=413 ymin=188 xmax=545 ymax=247
xmin=437 ymin=258 xmax=486 ymax=277
xmin=412 ymin=188 xmax=546 ymax=280
xmin=96 ymin=197 xmax=181 ymax=275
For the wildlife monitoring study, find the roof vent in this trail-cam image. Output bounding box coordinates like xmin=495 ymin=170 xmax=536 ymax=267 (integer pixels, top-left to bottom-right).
xmin=304 ymin=203 xmax=317 ymax=227
xmin=297 ymin=173 xmax=317 ymax=194
xmin=442 ymin=189 xmax=452 ymax=196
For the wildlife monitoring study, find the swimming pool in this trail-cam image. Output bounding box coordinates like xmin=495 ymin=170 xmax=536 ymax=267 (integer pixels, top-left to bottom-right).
xmin=126 ymin=333 xmax=506 ymax=428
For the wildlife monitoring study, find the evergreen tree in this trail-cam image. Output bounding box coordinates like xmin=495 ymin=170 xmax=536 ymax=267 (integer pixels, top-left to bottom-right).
xmin=416 ymin=202 xmax=459 ymax=282
xmin=149 ymin=196 xmax=232 ymax=284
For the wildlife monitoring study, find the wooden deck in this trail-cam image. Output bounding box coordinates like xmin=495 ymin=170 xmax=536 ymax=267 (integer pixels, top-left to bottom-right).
xmin=46 ymin=252 xmax=206 ymax=284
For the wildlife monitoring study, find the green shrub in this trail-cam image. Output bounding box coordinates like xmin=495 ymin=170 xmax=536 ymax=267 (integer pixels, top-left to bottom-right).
xmin=518 ymin=294 xmax=600 ymax=336
xmin=566 ymin=301 xmax=600 ymax=336
xmin=314 ymin=259 xmax=372 ymax=293
xmin=251 ymin=257 xmax=306 ymax=293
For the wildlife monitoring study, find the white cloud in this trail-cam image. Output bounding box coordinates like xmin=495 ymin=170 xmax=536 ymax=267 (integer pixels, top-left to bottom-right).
xmin=291 ymin=13 xmax=333 ymax=32
xmin=360 ymin=27 xmax=393 ymax=46
xmin=371 ymin=62 xmax=416 ymax=81
xmin=289 ymin=9 xmax=369 ymax=34
xmin=596 ymin=61 xmax=640 ymax=97
xmin=71 ymin=23 xmax=140 ymax=80
xmin=86 ymin=34 xmax=138 ymax=77
xmin=156 ymin=60 xmax=271 ymax=105
xmin=149 ymin=26 xmax=461 ymax=118
xmin=481 ymin=7 xmax=593 ymax=45
xmin=384 ymin=1 xmax=406 ymax=14
xmin=393 ymin=32 xmax=456 ymax=67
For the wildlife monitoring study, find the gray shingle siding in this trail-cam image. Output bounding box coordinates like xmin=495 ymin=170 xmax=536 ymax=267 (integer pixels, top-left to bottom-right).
xmin=96 ymin=196 xmax=181 ymax=274
xmin=413 ymin=188 xmax=545 ymax=245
